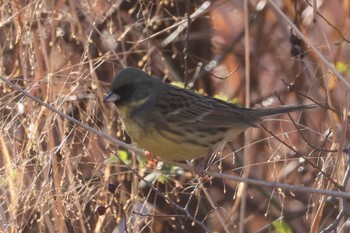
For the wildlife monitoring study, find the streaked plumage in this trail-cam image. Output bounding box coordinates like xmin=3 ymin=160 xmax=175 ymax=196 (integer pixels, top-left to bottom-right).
xmin=104 ymin=67 xmax=316 ymax=161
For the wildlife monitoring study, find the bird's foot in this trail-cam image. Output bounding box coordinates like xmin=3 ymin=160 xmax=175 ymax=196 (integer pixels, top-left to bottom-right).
xmin=187 ymin=157 xmax=211 ymax=179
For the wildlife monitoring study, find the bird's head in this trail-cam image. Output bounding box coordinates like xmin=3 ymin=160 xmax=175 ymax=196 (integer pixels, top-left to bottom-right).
xmin=103 ymin=68 xmax=158 ymax=107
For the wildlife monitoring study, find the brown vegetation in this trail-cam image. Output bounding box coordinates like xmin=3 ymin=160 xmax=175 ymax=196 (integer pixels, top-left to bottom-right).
xmin=1 ymin=1 xmax=350 ymax=232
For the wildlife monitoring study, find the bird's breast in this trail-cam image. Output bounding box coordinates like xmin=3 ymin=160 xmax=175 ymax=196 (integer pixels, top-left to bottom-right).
xmin=118 ymin=108 xmax=248 ymax=161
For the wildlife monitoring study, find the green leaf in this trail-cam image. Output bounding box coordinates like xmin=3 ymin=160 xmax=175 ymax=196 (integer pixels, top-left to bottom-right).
xmin=117 ymin=150 xmax=129 ymax=162
xmin=272 ymin=218 xmax=293 ymax=233
xmin=157 ymin=173 xmax=169 ymax=183
xmin=104 ymin=150 xmax=130 ymax=164
xmin=335 ymin=61 xmax=348 ymax=73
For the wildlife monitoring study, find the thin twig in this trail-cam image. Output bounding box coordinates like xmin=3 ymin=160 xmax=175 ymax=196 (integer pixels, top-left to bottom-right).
xmin=0 ymin=76 xmax=144 ymax=154
xmin=183 ymin=0 xmax=191 ymax=87
xmin=304 ymin=0 xmax=350 ymax=44
xmin=204 ymin=170 xmax=350 ymax=199
xmin=260 ymin=124 xmax=342 ymax=190
xmin=321 ymin=145 xmax=350 ymax=232
xmin=0 ymin=76 xmax=210 ymax=232
xmin=267 ymin=0 xmax=350 ymax=89
xmin=274 ymin=91 xmax=335 ymax=152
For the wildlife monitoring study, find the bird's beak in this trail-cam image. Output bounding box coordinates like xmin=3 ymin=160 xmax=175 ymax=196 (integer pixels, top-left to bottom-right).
xmin=103 ymin=91 xmax=120 ymax=103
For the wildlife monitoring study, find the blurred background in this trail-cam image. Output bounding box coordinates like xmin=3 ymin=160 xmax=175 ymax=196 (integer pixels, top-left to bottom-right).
xmin=0 ymin=0 xmax=349 ymax=232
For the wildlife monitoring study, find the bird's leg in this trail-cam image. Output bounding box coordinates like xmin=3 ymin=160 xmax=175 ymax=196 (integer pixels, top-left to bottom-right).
xmin=189 ymin=153 xmax=212 ymax=178
xmin=144 ymin=151 xmax=158 ymax=169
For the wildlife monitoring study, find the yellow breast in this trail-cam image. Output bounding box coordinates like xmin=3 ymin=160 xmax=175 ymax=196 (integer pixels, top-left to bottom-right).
xmin=118 ymin=106 xmax=246 ymax=160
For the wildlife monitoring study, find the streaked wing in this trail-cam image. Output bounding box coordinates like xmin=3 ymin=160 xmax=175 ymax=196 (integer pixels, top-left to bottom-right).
xmin=155 ymin=87 xmax=259 ymax=128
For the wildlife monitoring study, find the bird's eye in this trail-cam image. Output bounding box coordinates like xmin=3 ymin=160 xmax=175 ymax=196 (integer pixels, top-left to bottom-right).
xmin=117 ymin=85 xmax=134 ymax=96
xmin=126 ymin=86 xmax=134 ymax=94
xmin=123 ymin=86 xmax=134 ymax=95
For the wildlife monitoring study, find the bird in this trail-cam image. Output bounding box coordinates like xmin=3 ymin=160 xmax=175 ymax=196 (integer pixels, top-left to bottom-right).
xmin=104 ymin=67 xmax=316 ymax=161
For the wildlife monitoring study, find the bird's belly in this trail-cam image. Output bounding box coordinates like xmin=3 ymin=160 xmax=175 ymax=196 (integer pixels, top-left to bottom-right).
xmin=137 ymin=129 xmax=211 ymax=161
xmin=122 ymin=120 xmax=210 ymax=160
xmin=122 ymin=115 xmax=245 ymax=161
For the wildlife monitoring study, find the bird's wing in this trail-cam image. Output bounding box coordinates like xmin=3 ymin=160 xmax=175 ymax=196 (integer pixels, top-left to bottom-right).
xmin=156 ymin=87 xmax=259 ymax=128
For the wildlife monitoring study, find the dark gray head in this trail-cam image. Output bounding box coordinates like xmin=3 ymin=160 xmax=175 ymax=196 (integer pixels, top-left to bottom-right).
xmin=103 ymin=67 xmax=161 ymax=106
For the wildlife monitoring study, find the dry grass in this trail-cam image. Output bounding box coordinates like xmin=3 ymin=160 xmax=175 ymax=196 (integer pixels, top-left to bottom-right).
xmin=0 ymin=1 xmax=350 ymax=232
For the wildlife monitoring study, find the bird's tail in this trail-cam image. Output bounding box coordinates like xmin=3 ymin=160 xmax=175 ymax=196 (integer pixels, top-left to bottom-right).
xmin=248 ymin=103 xmax=317 ymax=118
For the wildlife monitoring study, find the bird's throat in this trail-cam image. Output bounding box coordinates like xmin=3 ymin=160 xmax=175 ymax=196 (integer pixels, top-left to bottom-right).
xmin=117 ymin=96 xmax=150 ymax=118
